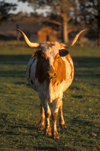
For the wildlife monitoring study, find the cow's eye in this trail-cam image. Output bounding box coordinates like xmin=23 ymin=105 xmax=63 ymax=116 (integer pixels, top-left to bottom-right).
xmin=57 ymin=55 xmax=60 ymax=59
xmin=41 ymin=56 xmax=44 ymax=59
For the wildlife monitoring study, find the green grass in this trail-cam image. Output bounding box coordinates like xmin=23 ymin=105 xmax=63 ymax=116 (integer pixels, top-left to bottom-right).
xmin=69 ymin=45 xmax=100 ymax=57
xmin=0 ymin=46 xmax=100 ymax=151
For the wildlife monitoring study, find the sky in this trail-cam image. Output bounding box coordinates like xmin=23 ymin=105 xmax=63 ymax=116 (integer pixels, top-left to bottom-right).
xmin=5 ymin=0 xmax=34 ymax=14
xmin=4 ymin=0 xmax=51 ymax=16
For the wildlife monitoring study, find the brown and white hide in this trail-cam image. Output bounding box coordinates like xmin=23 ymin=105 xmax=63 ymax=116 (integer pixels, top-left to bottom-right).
xmin=26 ymin=42 xmax=74 ymax=139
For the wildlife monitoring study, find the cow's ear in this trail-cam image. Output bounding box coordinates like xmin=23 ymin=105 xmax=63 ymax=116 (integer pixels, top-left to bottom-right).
xmin=32 ymin=50 xmax=42 ymax=59
xmin=59 ymin=49 xmax=69 ymax=57
xmin=32 ymin=50 xmax=37 ymax=56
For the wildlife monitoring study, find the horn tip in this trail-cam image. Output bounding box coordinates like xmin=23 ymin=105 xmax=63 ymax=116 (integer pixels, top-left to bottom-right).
xmin=81 ymin=29 xmax=88 ymax=33
xmin=17 ymin=29 xmax=22 ymax=33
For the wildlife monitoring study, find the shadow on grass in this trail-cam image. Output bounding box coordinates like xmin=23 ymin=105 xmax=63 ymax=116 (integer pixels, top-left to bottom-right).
xmin=72 ymin=57 xmax=100 ymax=64
xmin=35 ymin=147 xmax=75 ymax=151
xmin=71 ymin=117 xmax=95 ymax=127
xmin=0 ymin=70 xmax=26 ymax=78
xmin=0 ymin=55 xmax=100 ymax=63
xmin=14 ymin=82 xmax=26 ymax=85
xmin=34 ymin=146 xmax=58 ymax=151
xmin=0 ymin=55 xmax=31 ymax=62
xmin=72 ymin=95 xmax=83 ymax=99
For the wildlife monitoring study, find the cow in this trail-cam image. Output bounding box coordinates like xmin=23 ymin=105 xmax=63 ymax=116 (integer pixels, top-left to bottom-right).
xmin=17 ymin=29 xmax=86 ymax=139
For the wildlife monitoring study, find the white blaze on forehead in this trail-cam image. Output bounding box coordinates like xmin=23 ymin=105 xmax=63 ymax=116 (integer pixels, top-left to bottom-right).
xmin=41 ymin=42 xmax=60 ymax=57
xmin=40 ymin=42 xmax=61 ymax=66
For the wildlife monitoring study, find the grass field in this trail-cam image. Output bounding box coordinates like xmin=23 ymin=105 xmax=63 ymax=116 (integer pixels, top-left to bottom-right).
xmin=0 ymin=46 xmax=100 ymax=151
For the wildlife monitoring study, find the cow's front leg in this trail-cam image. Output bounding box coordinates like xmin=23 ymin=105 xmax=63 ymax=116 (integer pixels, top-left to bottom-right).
xmin=45 ymin=104 xmax=51 ymax=136
xmin=52 ymin=97 xmax=62 ymax=139
xmin=38 ymin=104 xmax=45 ymax=130
xmin=59 ymin=102 xmax=66 ymax=129
xmin=39 ymin=95 xmax=51 ymax=136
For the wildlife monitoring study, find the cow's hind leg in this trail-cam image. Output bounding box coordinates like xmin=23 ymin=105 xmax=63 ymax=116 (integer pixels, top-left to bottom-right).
xmin=38 ymin=104 xmax=45 ymax=130
xmin=59 ymin=102 xmax=66 ymax=129
xmin=51 ymin=96 xmax=62 ymax=139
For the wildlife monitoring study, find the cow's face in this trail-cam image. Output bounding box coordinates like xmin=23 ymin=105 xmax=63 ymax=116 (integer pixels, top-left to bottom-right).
xmin=32 ymin=42 xmax=69 ymax=85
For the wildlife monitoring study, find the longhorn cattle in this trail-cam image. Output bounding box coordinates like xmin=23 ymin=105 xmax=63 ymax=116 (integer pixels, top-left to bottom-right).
xmin=17 ymin=29 xmax=86 ymax=139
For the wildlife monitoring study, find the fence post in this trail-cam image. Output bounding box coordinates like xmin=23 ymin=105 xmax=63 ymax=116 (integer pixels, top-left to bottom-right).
xmin=16 ymin=24 xmax=20 ymax=46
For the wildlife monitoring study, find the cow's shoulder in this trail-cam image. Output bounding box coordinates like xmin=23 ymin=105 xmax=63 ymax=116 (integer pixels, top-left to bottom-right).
xmin=51 ymin=53 xmax=66 ymax=86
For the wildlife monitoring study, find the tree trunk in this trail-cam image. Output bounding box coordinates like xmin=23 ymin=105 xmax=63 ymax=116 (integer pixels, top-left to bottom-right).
xmin=62 ymin=15 xmax=69 ymax=42
xmin=98 ymin=7 xmax=100 ymax=45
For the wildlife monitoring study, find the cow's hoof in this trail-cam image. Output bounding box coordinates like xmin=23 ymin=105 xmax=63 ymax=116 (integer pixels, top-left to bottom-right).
xmin=45 ymin=125 xmax=51 ymax=136
xmin=38 ymin=123 xmax=45 ymax=130
xmin=53 ymin=130 xmax=59 ymax=139
xmin=60 ymin=123 xmax=67 ymax=129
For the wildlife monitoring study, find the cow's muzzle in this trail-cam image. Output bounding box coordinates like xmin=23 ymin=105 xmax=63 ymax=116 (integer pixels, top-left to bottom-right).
xmin=46 ymin=71 xmax=57 ymax=79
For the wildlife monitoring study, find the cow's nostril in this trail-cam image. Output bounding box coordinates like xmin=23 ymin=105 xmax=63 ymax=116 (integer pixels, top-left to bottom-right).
xmin=54 ymin=72 xmax=57 ymax=77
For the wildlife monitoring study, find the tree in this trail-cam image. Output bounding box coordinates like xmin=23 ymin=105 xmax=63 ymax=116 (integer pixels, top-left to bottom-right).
xmin=18 ymin=0 xmax=78 ymax=42
xmin=79 ymin=0 xmax=100 ymax=45
xmin=0 ymin=0 xmax=17 ymax=21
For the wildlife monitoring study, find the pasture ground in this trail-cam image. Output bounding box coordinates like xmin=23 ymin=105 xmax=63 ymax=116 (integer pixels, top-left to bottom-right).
xmin=0 ymin=46 xmax=100 ymax=151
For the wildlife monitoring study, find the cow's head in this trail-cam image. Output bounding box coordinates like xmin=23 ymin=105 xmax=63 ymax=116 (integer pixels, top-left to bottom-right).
xmin=17 ymin=29 xmax=86 ymax=85
xmin=31 ymin=42 xmax=69 ymax=84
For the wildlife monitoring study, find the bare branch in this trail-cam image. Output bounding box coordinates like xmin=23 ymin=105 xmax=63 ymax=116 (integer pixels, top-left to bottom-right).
xmin=68 ymin=29 xmax=77 ymax=33
xmin=45 ymin=19 xmax=62 ymax=25
xmin=67 ymin=16 xmax=73 ymax=22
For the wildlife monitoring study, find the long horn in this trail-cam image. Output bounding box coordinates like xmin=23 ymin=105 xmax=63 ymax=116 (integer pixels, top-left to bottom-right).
xmin=17 ymin=29 xmax=40 ymax=47
xmin=63 ymin=29 xmax=87 ymax=47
